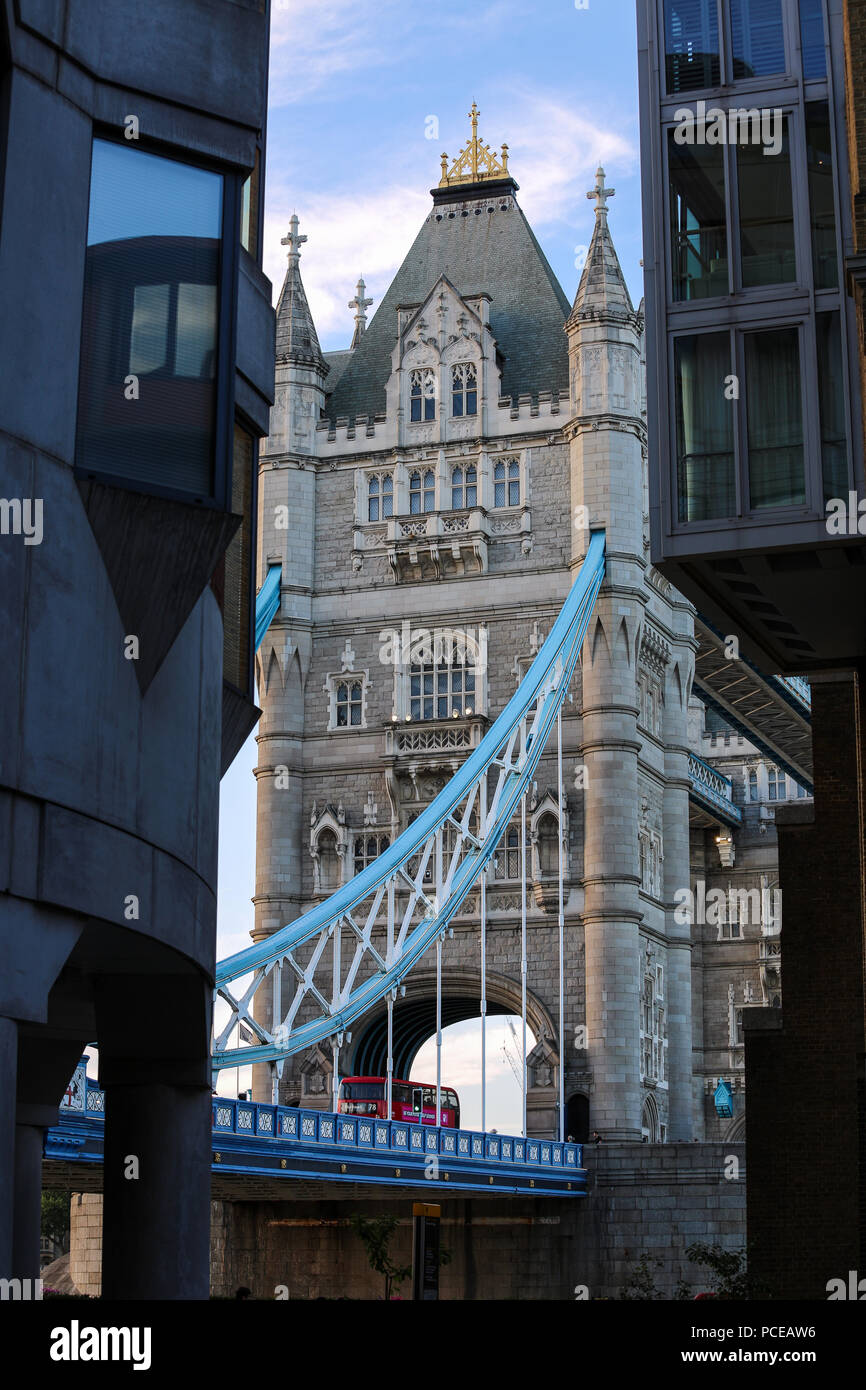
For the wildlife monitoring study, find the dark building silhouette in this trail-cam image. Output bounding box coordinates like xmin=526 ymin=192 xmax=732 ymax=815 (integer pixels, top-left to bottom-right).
xmin=0 ymin=1 xmax=274 ymax=1297
xmin=637 ymin=0 xmax=866 ymax=1297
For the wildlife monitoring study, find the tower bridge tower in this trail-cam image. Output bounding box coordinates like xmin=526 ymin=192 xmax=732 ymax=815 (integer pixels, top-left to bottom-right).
xmin=252 ymin=116 xmax=697 ymax=1139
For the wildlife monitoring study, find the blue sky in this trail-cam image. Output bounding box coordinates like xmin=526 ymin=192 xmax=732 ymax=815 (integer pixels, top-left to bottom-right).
xmin=216 ymin=0 xmax=643 ymax=1122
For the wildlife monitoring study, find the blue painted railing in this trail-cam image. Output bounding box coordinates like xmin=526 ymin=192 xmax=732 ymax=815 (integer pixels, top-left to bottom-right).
xmin=47 ymin=1074 xmax=587 ymax=1197
xmin=688 ymin=751 xmax=742 ymax=825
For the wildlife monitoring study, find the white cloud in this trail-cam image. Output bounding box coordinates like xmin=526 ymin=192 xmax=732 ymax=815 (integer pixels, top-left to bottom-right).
xmin=263 ymin=184 xmax=430 ymax=347
xmin=268 ymin=0 xmax=407 ymax=106
xmin=479 ymin=87 xmax=637 ymax=228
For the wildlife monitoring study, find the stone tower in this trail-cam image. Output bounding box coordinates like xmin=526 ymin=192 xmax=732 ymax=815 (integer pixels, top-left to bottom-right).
xmin=250 ymin=121 xmax=700 ymax=1139
xmin=567 ymin=170 xmax=694 ymax=1139
xmin=251 ymin=217 xmax=328 ymax=1097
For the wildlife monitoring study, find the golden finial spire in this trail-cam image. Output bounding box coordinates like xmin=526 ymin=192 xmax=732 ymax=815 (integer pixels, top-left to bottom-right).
xmin=438 ymin=103 xmax=511 ymax=188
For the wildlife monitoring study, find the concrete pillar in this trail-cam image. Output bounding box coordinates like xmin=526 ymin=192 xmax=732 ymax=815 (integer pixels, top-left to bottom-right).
xmin=101 ymin=1081 xmax=212 ymax=1300
xmin=745 ymin=669 xmax=866 ymax=1297
xmin=11 ymin=1120 xmax=44 ymax=1281
xmin=0 ymin=1018 xmax=17 ymax=1276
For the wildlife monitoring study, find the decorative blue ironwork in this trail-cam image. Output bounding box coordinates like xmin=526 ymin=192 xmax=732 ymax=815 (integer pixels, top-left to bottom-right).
xmin=254 ymin=563 xmax=282 ymax=652
xmin=714 ymin=1079 xmax=734 ymax=1118
xmin=214 ymin=532 xmax=607 ymax=1071
xmin=687 ymin=752 xmax=742 ymax=826
xmin=45 ymin=1075 xmax=586 ymax=1198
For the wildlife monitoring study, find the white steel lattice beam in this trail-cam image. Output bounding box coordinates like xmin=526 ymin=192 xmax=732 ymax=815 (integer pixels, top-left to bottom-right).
xmin=212 ymin=532 xmax=606 ymax=1071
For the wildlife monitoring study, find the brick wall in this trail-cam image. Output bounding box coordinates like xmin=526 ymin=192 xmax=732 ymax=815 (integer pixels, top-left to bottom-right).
xmin=69 ymin=1192 xmax=103 ymax=1297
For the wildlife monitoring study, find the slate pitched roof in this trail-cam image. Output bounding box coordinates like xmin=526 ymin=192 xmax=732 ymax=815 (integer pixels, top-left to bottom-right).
xmin=325 ymin=187 xmax=571 ymax=422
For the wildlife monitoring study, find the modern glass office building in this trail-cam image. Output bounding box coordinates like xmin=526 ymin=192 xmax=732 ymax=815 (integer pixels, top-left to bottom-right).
xmin=638 ymin=0 xmax=866 ymax=673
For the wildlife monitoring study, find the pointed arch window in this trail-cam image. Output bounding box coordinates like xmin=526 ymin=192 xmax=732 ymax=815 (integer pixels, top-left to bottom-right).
xmin=747 ymin=768 xmax=759 ymax=802
xmin=410 ymin=368 xmax=436 ymax=422
xmin=494 ymin=457 xmax=521 ymax=508
xmin=536 ymin=813 xmax=559 ymax=877
xmin=409 ymin=468 xmax=436 ymax=515
xmin=451 ymin=463 xmax=477 ymax=510
xmin=316 ymin=830 xmax=340 ymax=893
xmin=451 ymin=362 xmax=477 ymax=417
xmin=367 ymin=472 xmax=393 ymax=522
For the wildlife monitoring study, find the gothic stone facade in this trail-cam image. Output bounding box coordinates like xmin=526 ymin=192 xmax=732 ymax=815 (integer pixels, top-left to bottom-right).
xmin=251 ymin=142 xmax=786 ymax=1143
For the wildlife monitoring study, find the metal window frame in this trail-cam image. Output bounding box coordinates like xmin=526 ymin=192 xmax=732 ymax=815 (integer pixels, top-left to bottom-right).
xmin=74 ymin=127 xmax=241 ymax=512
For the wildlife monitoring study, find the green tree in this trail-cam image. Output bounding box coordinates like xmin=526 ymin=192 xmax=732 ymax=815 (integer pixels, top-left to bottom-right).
xmin=619 ymin=1255 xmax=663 ymax=1300
xmin=41 ymin=1190 xmax=70 ymax=1253
xmin=685 ymin=1242 xmax=759 ymax=1299
xmin=348 ymin=1213 xmax=411 ymax=1300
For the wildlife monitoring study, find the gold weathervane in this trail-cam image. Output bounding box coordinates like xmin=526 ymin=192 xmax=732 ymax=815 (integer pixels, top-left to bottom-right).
xmin=438 ymin=102 xmax=509 ymax=188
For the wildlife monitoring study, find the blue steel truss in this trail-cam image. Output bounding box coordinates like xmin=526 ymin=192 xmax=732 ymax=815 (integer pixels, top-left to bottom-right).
xmin=214 ymin=531 xmax=607 ymax=1071
xmin=255 ymin=563 xmax=282 ymax=652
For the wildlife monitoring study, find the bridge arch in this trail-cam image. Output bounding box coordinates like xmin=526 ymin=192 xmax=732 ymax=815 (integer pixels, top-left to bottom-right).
xmin=345 ymin=967 xmax=558 ymax=1082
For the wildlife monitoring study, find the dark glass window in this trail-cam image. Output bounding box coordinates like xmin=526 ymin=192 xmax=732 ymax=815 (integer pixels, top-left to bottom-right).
xmin=410 ymin=368 xmax=436 ymax=422
xmin=335 ymin=680 xmax=363 ymax=727
xmin=806 ymin=102 xmax=837 ymax=289
xmin=730 ymin=0 xmax=786 ymax=78
xmin=76 ymin=139 xmax=223 ymax=498
xmin=494 ymin=459 xmax=520 ymax=507
xmin=451 ymin=362 xmax=477 ymax=416
xmin=664 ymin=0 xmax=721 ymax=93
xmin=674 ymin=333 xmax=735 ymax=521
xmin=451 ymin=464 xmax=477 ymax=509
xmin=668 ymin=135 xmax=728 ymax=300
xmin=744 ymin=328 xmax=805 ymax=508
xmin=816 ymin=312 xmax=848 ymax=502
xmin=737 ymin=117 xmax=795 ymax=286
xmin=799 ymin=0 xmax=827 ymax=79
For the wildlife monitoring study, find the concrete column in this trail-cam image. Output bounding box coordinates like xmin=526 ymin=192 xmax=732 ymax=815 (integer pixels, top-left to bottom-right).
xmin=662 ymin=651 xmax=695 ymax=1141
xmin=11 ymin=1120 xmax=44 ymax=1281
xmin=0 ymin=1018 xmax=17 ymax=1277
xmin=101 ymin=1081 xmax=212 ymax=1300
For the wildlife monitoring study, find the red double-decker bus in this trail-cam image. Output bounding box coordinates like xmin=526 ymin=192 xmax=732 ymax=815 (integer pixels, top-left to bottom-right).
xmin=338 ymin=1076 xmax=460 ymax=1128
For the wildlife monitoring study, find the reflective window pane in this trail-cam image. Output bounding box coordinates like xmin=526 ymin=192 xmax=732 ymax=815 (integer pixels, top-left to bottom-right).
xmin=806 ymin=102 xmax=837 ymax=289
xmin=737 ymin=118 xmax=795 ymax=286
xmin=664 ymin=0 xmax=720 ymax=93
xmin=76 ymin=139 xmax=223 ymax=498
xmin=669 ymin=134 xmax=728 ymax=300
xmin=799 ymin=0 xmax=827 ymax=80
xmin=745 ymin=328 xmax=805 ymax=508
xmin=674 ymin=332 xmax=736 ymax=521
xmin=816 ymin=312 xmax=848 ymax=502
xmin=730 ymin=0 xmax=786 ymax=78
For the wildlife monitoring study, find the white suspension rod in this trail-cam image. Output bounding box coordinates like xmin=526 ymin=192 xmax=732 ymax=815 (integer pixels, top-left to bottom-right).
xmin=436 ymin=934 xmax=442 ymax=1127
xmin=557 ymin=704 xmax=565 ymax=1144
xmin=521 ymin=788 xmax=527 ymax=1139
xmin=480 ymin=770 xmax=487 ymax=1134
